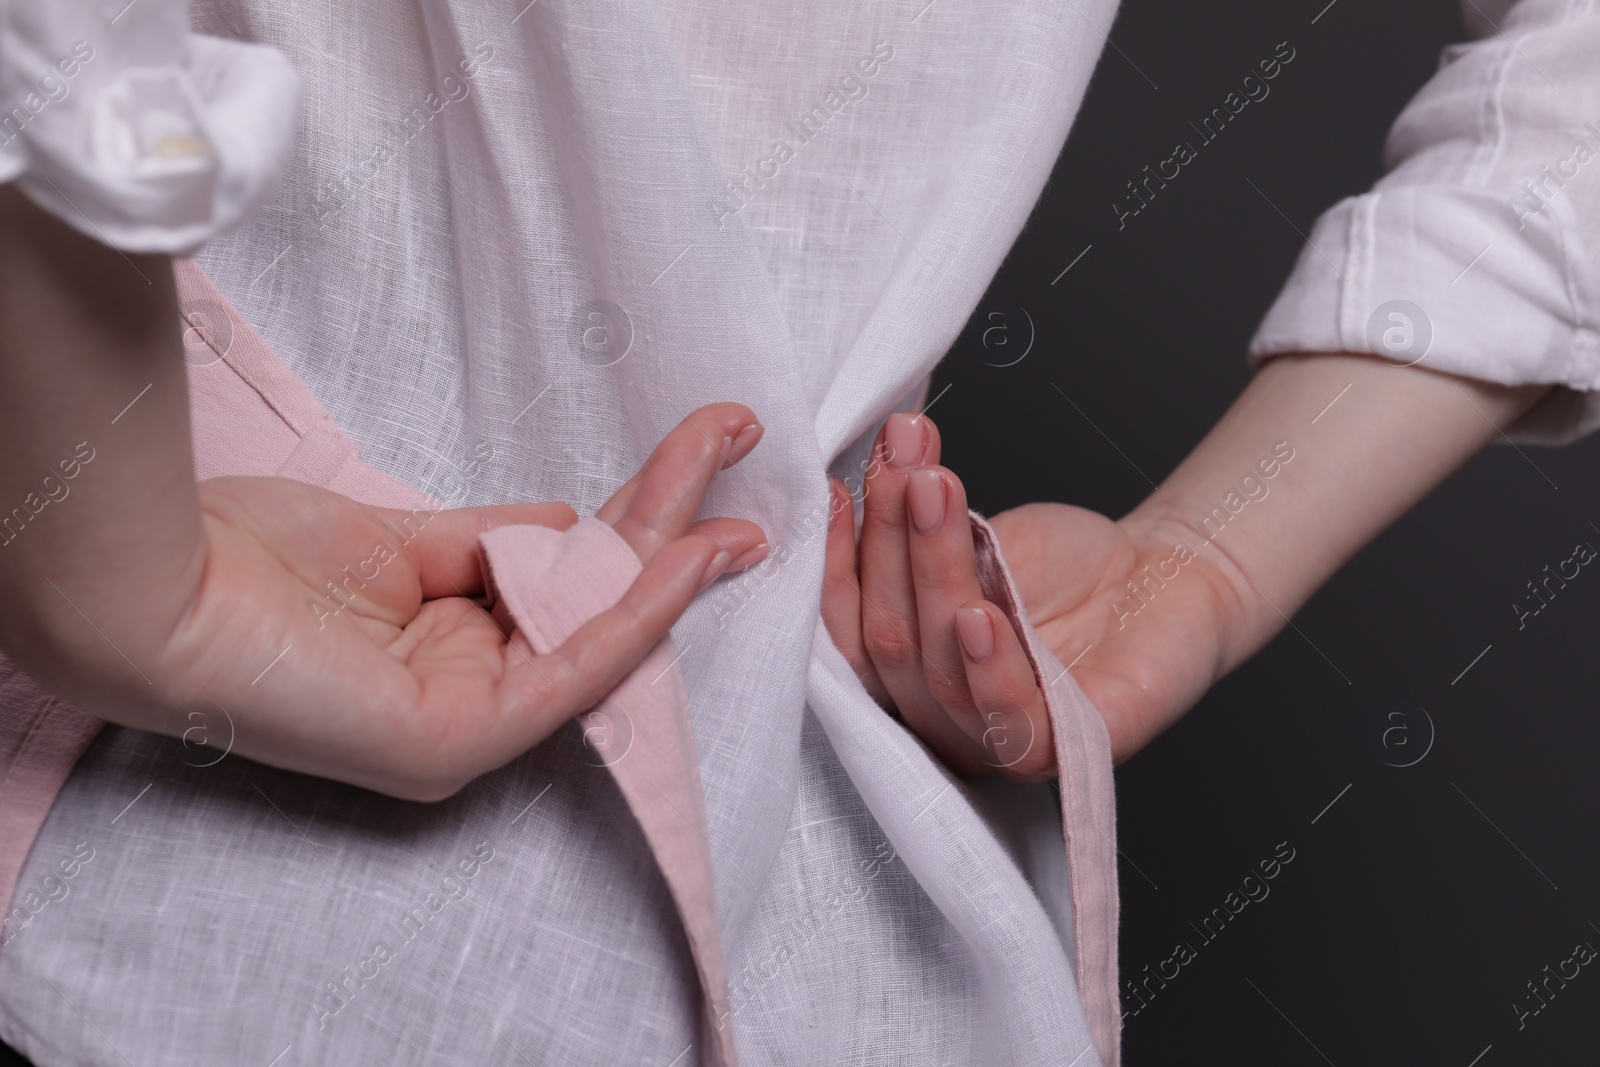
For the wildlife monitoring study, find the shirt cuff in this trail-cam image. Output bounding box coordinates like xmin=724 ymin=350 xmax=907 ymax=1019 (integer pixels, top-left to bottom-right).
xmin=1247 ymin=185 xmax=1600 ymax=444
xmin=0 ymin=2 xmax=300 ymax=256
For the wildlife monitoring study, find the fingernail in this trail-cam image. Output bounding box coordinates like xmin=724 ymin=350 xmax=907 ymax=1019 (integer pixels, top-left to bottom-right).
xmin=728 ymin=542 xmax=768 ymax=570
xmin=699 ymin=550 xmax=731 ymax=590
xmin=957 ymin=607 xmax=994 ymax=661
xmin=907 ymin=469 xmax=946 ymax=535
xmin=722 ymin=422 xmax=765 ymax=469
xmin=883 ymin=412 xmax=925 ymax=471
xmin=828 ymin=479 xmax=849 ymax=526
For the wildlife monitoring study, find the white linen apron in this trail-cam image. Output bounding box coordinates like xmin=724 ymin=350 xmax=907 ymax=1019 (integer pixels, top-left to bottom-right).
xmin=0 ymin=0 xmax=1122 ymax=1064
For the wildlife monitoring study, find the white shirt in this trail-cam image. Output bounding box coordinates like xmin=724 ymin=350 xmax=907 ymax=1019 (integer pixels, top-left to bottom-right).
xmin=2 ymin=1 xmax=1597 ymax=1065
xmin=1250 ymin=0 xmax=1600 ymax=443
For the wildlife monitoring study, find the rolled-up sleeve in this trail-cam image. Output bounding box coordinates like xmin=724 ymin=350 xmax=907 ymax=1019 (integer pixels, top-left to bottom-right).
xmin=1248 ymin=0 xmax=1600 ymax=443
xmin=0 ymin=0 xmax=299 ymax=256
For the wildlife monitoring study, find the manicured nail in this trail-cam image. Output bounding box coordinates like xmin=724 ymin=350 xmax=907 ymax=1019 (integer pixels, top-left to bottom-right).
xmin=699 ymin=550 xmax=731 ymax=590
xmin=829 ymin=480 xmax=851 ymax=527
xmin=728 ymin=542 xmax=768 ymax=570
xmin=722 ymin=422 xmax=765 ymax=469
xmin=907 ymin=469 xmax=946 ymax=535
xmin=883 ymin=412 xmax=925 ymax=471
xmin=957 ymin=607 xmax=994 ymax=661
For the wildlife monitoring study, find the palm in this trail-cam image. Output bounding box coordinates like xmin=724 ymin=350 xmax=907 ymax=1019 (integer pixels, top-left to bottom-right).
xmin=989 ymin=502 xmax=1231 ymax=763
xmin=819 ymin=411 xmax=1235 ymax=774
xmin=164 ymin=477 xmax=549 ymax=795
xmin=124 ymin=402 xmax=768 ymax=801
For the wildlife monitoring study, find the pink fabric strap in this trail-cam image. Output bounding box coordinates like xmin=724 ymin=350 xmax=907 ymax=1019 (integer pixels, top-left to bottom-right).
xmin=1 ymin=260 xmax=1117 ymax=1066
xmin=971 ymin=511 xmax=1122 ymax=1067
xmin=479 ymin=520 xmax=737 ymax=1067
xmin=177 ymin=263 xmax=428 ymax=510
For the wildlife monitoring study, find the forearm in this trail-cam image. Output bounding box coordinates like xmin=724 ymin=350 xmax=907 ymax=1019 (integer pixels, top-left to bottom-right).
xmin=0 ymin=183 xmax=204 ymax=698
xmin=1123 ymin=351 xmax=1551 ymax=676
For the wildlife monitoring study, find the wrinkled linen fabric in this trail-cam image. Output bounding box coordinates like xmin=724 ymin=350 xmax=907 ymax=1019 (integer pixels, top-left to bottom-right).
xmin=0 ymin=263 xmax=1108 ymax=1067
xmin=6 ymin=0 xmax=1600 ymax=1063
xmin=476 ymin=516 xmax=739 ymax=1067
xmin=0 ymin=0 xmax=299 ymax=254
xmin=1250 ymin=0 xmax=1600 ymax=443
xmin=0 ymin=0 xmax=1125 ymax=1065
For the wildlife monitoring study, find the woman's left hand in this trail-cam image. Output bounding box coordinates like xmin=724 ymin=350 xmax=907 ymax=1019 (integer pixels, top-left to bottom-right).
xmin=820 ymin=411 xmax=1056 ymax=780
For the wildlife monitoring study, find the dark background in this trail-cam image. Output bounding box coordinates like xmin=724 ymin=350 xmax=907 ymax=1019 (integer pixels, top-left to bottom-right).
xmin=933 ymin=0 xmax=1600 ymax=1064
xmin=6 ymin=2 xmax=1597 ymax=1065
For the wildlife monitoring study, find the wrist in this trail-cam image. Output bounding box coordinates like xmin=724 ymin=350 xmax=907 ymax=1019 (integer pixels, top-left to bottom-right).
xmin=1116 ymin=501 xmax=1269 ymax=687
xmin=0 ymin=184 xmax=206 ymax=705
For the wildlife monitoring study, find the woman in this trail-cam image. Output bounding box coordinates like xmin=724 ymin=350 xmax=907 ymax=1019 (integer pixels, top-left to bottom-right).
xmin=1 ymin=0 xmax=1596 ymax=1064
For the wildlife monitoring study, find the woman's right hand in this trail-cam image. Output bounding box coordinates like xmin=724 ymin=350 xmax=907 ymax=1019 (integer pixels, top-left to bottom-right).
xmin=819 ymin=411 xmax=1237 ymax=776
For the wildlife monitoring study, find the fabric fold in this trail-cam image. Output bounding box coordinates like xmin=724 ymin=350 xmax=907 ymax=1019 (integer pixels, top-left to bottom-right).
xmin=479 ymin=519 xmax=736 ymax=1067
xmin=0 ymin=696 xmax=102 ymax=947
xmin=968 ymin=511 xmax=1121 ymax=1067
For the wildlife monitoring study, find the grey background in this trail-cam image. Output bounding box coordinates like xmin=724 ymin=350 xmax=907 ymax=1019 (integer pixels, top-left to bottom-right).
xmin=934 ymin=0 xmax=1600 ymax=1063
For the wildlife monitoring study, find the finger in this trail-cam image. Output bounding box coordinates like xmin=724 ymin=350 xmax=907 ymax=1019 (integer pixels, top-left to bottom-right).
xmin=905 ymin=466 xmax=986 ymax=718
xmin=955 ymin=601 xmax=1056 ymax=780
xmin=467 ymin=515 xmax=761 ymax=643
xmin=820 ymin=477 xmax=889 ymax=704
xmin=685 ymin=517 xmax=769 ymax=571
xmin=493 ymin=533 xmax=729 ymax=745
xmin=475 ymin=516 xmax=763 ymax=642
xmin=383 ymin=502 xmax=580 ymax=599
xmin=857 ymin=413 xmax=981 ymax=770
xmin=857 ymin=414 xmax=938 ymax=702
xmin=595 ymin=402 xmax=761 ymax=526
xmin=603 ymin=403 xmax=763 ymax=559
xmin=594 ymin=472 xmax=641 ymax=525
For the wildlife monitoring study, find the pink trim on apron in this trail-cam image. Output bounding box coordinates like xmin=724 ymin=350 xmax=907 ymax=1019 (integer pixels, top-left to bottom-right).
xmin=972 ymin=513 xmax=1121 ymax=1066
xmin=479 ymin=519 xmax=737 ymax=1067
xmin=1 ymin=260 xmax=1120 ymax=1066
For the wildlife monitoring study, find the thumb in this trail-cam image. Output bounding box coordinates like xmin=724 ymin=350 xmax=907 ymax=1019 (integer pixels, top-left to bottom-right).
xmin=374 ymin=501 xmax=580 ymax=599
